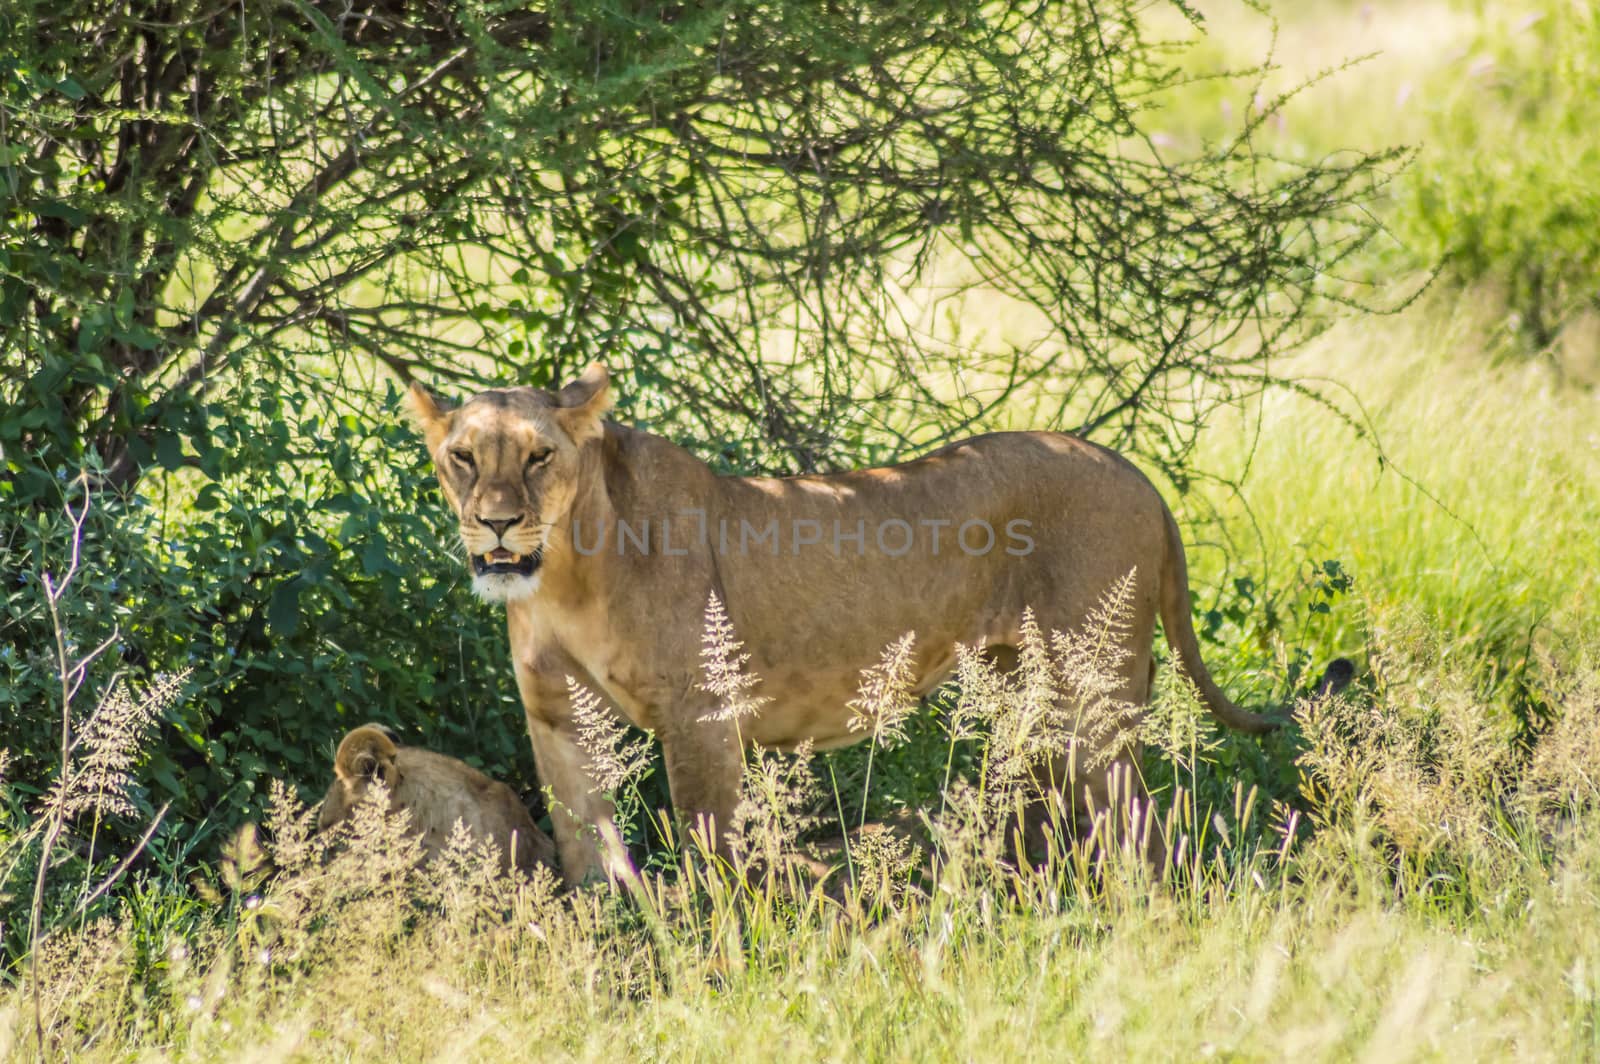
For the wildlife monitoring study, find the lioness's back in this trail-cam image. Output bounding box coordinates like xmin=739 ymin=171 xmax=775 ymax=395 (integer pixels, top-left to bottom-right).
xmin=698 ymin=430 xmax=1169 ymax=674
xmin=594 ymin=428 xmax=1173 ymax=749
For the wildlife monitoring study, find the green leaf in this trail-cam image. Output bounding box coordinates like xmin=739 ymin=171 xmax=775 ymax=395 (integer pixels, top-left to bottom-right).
xmin=155 ymin=431 xmax=184 ymax=472
xmin=149 ymin=757 xmax=184 ymax=799
xmin=37 ymin=199 xmax=87 ymax=227
xmin=267 ymin=579 xmax=303 ymax=637
xmin=361 ymin=535 xmax=397 ymax=576
xmin=194 ymin=483 xmax=224 ymax=511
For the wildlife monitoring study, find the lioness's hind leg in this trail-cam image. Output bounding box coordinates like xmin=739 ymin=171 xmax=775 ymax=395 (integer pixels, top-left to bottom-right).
xmin=658 ymin=712 xmax=744 ymax=868
xmin=1025 ymin=632 xmax=1160 ymax=869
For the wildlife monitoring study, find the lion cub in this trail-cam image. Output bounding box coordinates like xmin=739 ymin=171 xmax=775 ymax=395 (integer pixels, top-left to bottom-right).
xmin=318 ymin=723 xmax=556 ymax=874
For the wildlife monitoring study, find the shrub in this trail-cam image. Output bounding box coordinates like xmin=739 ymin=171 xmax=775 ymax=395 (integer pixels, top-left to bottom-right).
xmin=1394 ymin=0 xmax=1600 ymax=349
xmin=0 ymin=379 xmax=534 ymax=843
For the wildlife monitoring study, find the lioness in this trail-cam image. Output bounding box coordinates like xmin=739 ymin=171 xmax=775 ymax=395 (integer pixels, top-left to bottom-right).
xmin=406 ymin=363 xmax=1275 ymax=884
xmin=318 ymin=723 xmax=557 ymax=873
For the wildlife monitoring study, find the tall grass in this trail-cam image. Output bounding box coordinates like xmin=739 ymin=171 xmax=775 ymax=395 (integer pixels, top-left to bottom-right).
xmin=1181 ymin=289 xmax=1600 ymax=719
xmin=3 ymin=583 xmax=1599 ymax=1060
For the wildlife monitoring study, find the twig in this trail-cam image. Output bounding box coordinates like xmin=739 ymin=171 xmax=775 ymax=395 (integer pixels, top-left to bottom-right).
xmin=28 ymin=477 xmax=91 ymax=1060
xmin=68 ymin=803 xmax=172 ymax=919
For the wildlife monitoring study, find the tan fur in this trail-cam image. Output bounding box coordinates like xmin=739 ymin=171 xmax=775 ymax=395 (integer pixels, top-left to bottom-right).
xmin=317 ymin=724 xmax=557 ymax=873
xmin=405 ymin=363 xmax=1275 ymax=884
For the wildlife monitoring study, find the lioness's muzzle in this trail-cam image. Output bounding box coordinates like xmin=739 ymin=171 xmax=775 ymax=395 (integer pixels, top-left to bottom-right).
xmin=471 ymin=546 xmax=541 ymax=577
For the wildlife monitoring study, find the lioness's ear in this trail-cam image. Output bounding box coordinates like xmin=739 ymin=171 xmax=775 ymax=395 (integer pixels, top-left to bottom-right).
xmin=334 ymin=725 xmax=400 ymax=786
xmin=405 ymin=381 xmax=456 ymax=453
xmin=554 ymin=362 xmax=612 ymax=444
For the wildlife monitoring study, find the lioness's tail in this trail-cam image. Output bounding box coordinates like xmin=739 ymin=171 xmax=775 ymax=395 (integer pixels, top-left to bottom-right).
xmin=1158 ymin=508 xmax=1278 ymax=734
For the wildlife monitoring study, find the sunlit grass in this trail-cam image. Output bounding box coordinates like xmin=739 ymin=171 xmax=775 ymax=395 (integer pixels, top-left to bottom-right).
xmin=1181 ymin=287 xmax=1600 ymax=699
xmin=6 ymin=603 xmax=1600 ymax=1060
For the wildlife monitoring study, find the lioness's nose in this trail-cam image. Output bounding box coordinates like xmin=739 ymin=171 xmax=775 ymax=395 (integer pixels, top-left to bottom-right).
xmin=477 ymin=515 xmax=524 ymax=538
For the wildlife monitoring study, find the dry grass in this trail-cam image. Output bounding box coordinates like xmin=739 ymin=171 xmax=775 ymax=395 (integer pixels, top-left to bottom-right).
xmin=5 ymin=565 xmax=1600 ymax=1061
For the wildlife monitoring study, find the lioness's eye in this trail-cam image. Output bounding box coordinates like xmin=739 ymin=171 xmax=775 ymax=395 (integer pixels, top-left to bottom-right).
xmin=527 ymin=448 xmax=554 ymax=469
xmin=450 ymin=449 xmax=475 ymax=468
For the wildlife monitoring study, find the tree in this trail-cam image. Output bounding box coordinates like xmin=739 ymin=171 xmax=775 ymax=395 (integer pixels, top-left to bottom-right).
xmin=3 ymin=0 xmax=1395 ymax=486
xmin=0 ymin=0 xmax=1397 ymax=834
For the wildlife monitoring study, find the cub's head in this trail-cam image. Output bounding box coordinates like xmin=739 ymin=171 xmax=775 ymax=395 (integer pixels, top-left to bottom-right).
xmin=318 ymin=722 xmax=402 ymax=833
xmin=406 ymin=362 xmax=612 ymax=602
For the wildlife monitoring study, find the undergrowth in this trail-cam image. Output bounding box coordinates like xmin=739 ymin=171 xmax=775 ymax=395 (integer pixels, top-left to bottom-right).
xmin=4 ymin=558 xmax=1599 ymax=1060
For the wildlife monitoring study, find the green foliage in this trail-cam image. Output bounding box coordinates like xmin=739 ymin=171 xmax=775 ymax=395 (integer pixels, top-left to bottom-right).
xmin=1391 ymin=1 xmax=1600 ymax=347
xmin=0 ymin=377 xmax=534 ymax=841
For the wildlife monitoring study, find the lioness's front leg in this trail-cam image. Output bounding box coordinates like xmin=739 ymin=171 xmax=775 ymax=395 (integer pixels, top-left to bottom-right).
xmin=511 ymin=658 xmax=621 ymax=886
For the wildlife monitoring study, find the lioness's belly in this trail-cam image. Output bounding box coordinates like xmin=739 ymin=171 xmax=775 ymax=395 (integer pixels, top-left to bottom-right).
xmin=744 ymin=642 xmax=972 ymax=751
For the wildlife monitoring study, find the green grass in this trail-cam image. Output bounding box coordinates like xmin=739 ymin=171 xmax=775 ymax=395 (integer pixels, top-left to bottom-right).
xmin=1152 ymin=0 xmax=1600 ymax=358
xmin=8 ymin=637 xmax=1600 ymax=1062
xmin=1178 ymin=289 xmax=1600 ymax=707
xmin=1130 ymin=0 xmax=1600 ymax=717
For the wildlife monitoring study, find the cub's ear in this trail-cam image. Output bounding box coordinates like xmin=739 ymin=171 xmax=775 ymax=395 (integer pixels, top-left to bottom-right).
xmin=334 ymin=724 xmax=400 ymax=786
xmin=360 ymin=721 xmax=401 ymax=743
xmin=405 ymin=381 xmax=457 ymax=453
xmin=554 ymin=362 xmax=613 ymax=445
